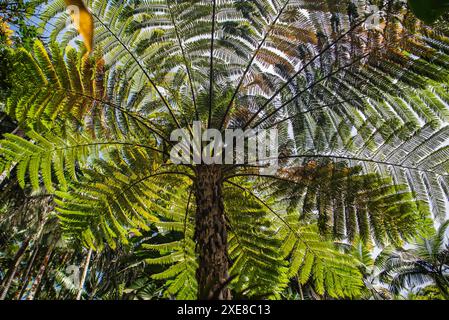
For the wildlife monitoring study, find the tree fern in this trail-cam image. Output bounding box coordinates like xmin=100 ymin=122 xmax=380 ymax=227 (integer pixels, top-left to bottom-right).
xmin=2 ymin=0 xmax=449 ymax=300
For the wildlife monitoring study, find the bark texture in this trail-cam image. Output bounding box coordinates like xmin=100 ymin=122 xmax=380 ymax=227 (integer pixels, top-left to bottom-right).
xmin=194 ymin=165 xmax=231 ymax=300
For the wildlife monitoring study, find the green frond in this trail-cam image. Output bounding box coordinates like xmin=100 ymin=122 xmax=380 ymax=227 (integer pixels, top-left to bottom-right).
xmin=224 ymin=183 xmax=289 ymax=299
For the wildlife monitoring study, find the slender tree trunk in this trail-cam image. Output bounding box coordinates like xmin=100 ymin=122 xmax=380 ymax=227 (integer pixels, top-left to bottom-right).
xmin=76 ymin=248 xmax=93 ymax=300
xmin=26 ymin=239 xmax=56 ymax=300
xmin=34 ymin=257 xmax=54 ymax=300
xmin=15 ymin=243 xmax=40 ymax=300
xmin=194 ymin=165 xmax=231 ymax=300
xmin=296 ymin=276 xmax=304 ymax=300
xmin=15 ymin=222 xmax=47 ymax=300
xmin=0 ymin=236 xmax=32 ymax=300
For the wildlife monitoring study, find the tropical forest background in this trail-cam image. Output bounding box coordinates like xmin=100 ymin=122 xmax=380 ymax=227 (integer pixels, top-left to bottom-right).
xmin=1 ymin=0 xmax=449 ymax=300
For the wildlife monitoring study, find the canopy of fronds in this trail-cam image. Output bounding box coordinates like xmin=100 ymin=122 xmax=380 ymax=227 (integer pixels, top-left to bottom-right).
xmin=1 ymin=0 xmax=449 ymax=299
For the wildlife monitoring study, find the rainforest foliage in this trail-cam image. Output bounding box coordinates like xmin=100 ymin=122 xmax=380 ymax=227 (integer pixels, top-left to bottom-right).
xmin=0 ymin=0 xmax=448 ymax=300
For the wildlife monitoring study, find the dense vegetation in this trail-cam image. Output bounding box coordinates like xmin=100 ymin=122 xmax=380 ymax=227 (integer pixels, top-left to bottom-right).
xmin=0 ymin=0 xmax=448 ymax=300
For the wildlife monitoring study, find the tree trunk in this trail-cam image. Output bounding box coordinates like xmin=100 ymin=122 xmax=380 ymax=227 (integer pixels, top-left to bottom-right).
xmin=15 ymin=222 xmax=46 ymax=300
xmin=76 ymin=248 xmax=93 ymax=300
xmin=15 ymin=242 xmax=40 ymax=300
xmin=26 ymin=239 xmax=56 ymax=300
xmin=0 ymin=236 xmax=31 ymax=300
xmin=194 ymin=165 xmax=231 ymax=300
xmin=296 ymin=276 xmax=304 ymax=300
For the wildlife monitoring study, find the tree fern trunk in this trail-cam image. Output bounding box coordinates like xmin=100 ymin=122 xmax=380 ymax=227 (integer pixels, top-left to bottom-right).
xmin=0 ymin=236 xmax=32 ymax=300
xmin=194 ymin=165 xmax=231 ymax=300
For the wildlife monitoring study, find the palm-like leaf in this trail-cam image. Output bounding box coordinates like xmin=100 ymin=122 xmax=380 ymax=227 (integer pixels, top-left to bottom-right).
xmin=379 ymin=221 xmax=449 ymax=298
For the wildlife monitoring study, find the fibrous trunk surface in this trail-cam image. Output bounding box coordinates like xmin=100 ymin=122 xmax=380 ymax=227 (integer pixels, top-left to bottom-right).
xmin=194 ymin=165 xmax=231 ymax=300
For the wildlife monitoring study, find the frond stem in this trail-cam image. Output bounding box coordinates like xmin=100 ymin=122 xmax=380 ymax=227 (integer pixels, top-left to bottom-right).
xmin=91 ymin=12 xmax=182 ymax=130
xmin=207 ymin=0 xmax=217 ymax=129
xmin=219 ymin=0 xmax=291 ymax=130
xmin=166 ymin=1 xmax=199 ymax=121
xmin=250 ymin=51 xmax=371 ymax=129
xmin=242 ymin=15 xmax=371 ymax=130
